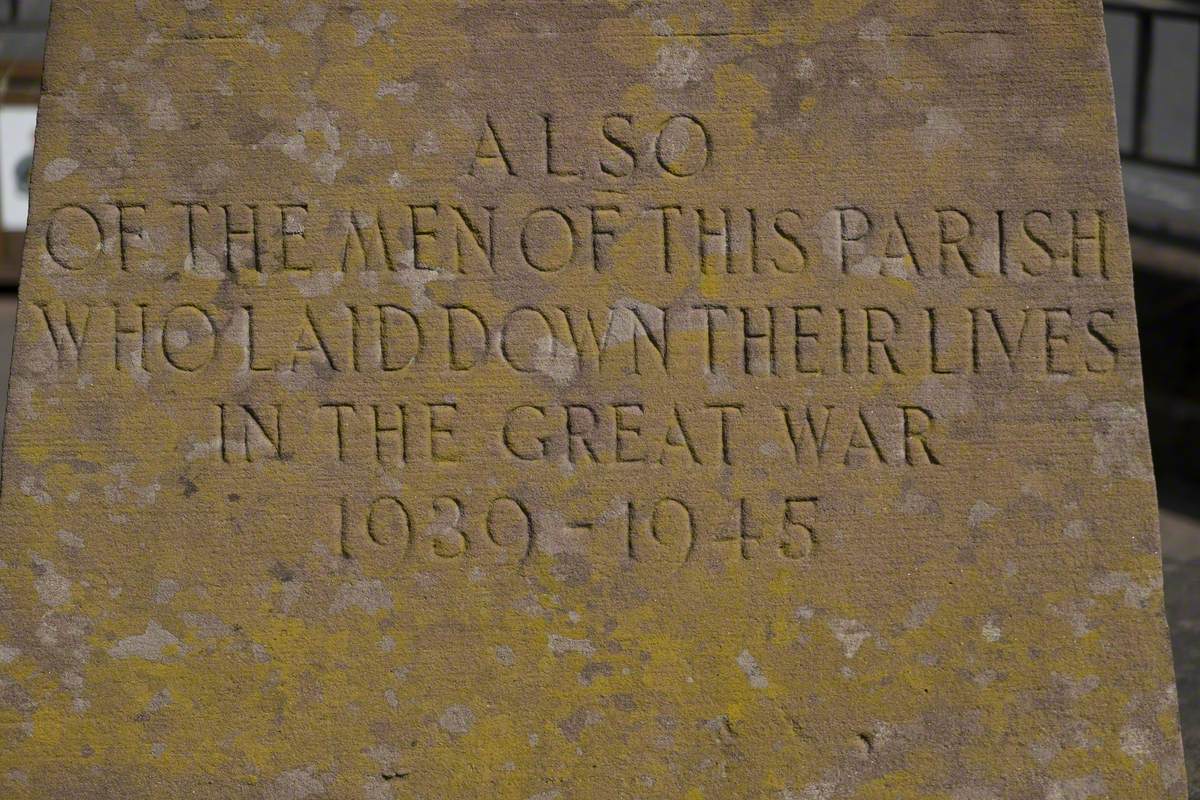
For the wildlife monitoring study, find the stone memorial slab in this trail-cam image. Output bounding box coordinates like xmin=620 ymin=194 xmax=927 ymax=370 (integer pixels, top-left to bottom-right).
xmin=0 ymin=1 xmax=1187 ymax=798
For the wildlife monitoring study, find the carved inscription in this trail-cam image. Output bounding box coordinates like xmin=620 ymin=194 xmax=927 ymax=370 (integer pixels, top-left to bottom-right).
xmin=42 ymin=200 xmax=1112 ymax=281
xmin=24 ymin=113 xmax=1133 ymax=568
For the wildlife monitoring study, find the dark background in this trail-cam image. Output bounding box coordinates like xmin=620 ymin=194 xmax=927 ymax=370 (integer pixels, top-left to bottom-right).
xmin=1 ymin=0 xmax=1199 ymax=793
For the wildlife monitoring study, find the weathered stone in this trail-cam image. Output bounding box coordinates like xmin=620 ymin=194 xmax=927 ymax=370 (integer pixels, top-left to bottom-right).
xmin=0 ymin=2 xmax=1186 ymax=798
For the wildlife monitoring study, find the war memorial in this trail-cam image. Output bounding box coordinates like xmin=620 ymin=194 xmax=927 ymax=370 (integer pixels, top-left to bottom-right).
xmin=0 ymin=2 xmax=1187 ymax=798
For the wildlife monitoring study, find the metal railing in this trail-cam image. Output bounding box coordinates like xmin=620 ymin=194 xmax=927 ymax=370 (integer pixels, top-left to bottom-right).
xmin=1106 ymin=0 xmax=1200 ymax=172
xmin=0 ymin=0 xmax=47 ymax=25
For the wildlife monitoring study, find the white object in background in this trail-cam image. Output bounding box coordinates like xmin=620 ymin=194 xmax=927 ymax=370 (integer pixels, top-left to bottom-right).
xmin=0 ymin=105 xmax=38 ymax=232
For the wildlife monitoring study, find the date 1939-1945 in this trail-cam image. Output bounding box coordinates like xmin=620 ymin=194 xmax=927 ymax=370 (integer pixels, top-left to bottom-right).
xmin=336 ymin=494 xmax=820 ymax=566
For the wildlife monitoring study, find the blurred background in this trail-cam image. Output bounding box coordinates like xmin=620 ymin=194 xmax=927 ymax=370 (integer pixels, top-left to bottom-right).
xmin=0 ymin=0 xmax=1197 ymax=792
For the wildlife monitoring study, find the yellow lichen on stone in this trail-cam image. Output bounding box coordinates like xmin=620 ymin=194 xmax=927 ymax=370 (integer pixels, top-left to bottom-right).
xmin=0 ymin=1 xmax=1185 ymax=799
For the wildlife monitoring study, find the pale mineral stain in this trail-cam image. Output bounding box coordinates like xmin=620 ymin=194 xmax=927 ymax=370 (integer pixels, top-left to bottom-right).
xmin=736 ymin=649 xmax=769 ymax=689
xmin=438 ymin=704 xmax=475 ymax=735
xmin=146 ymin=90 xmax=183 ymax=131
xmin=1046 ymin=774 xmax=1107 ymax=800
xmin=548 ymin=634 xmax=596 ymax=657
xmin=967 ymin=500 xmax=998 ymax=528
xmin=652 ymin=44 xmax=702 ymax=90
xmin=828 ymin=619 xmax=872 ymax=659
xmin=19 ymin=475 xmax=51 ymax=505
xmin=1063 ymin=519 xmax=1089 ymax=540
xmin=55 ymin=530 xmax=83 ymax=549
xmin=533 ymin=336 xmax=580 ymax=385
xmin=413 ymin=130 xmax=441 ymax=157
xmin=1089 ymin=571 xmax=1160 ymax=609
xmin=1090 ymin=403 xmax=1155 ymax=480
xmin=152 ymin=578 xmax=180 ymax=605
xmin=289 ymin=2 xmax=326 ymax=35
xmin=266 ymin=766 xmax=326 ymax=800
xmin=142 ymin=688 xmax=172 ymax=714
xmin=107 ymin=621 xmax=186 ymax=662
xmin=377 ymin=80 xmax=418 ymax=103
xmin=394 ymin=262 xmax=445 ymax=312
xmin=330 ymin=579 xmax=393 ymax=614
xmin=42 ymin=158 xmax=79 ymax=182
xmin=914 ymin=108 xmax=967 ymax=158
xmin=31 ymin=555 xmax=71 ymax=607
xmin=904 ymin=599 xmax=938 ymax=629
